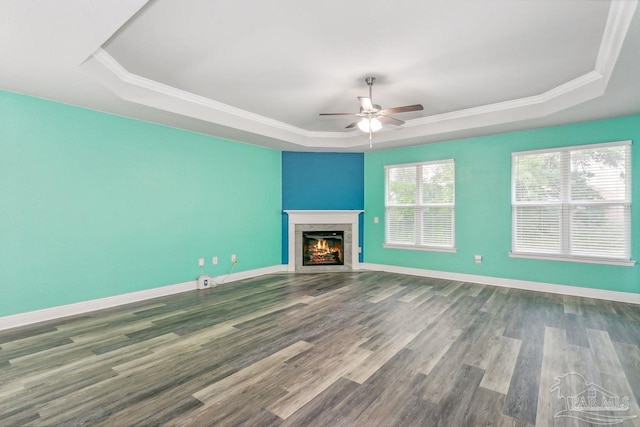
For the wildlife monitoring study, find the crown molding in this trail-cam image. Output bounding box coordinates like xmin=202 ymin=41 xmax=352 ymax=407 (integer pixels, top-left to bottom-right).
xmin=81 ymin=0 xmax=637 ymax=149
xmin=596 ymin=0 xmax=638 ymax=80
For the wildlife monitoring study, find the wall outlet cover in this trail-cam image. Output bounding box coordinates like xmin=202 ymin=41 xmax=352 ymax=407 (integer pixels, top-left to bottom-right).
xmin=197 ymin=274 xmax=211 ymax=289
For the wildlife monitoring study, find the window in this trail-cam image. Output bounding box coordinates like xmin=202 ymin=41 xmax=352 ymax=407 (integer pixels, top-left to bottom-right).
xmin=385 ymin=159 xmax=455 ymax=251
xmin=511 ymin=141 xmax=632 ymax=265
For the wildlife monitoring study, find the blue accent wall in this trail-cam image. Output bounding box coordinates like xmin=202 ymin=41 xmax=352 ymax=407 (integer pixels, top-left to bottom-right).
xmin=282 ymin=152 xmax=364 ymax=263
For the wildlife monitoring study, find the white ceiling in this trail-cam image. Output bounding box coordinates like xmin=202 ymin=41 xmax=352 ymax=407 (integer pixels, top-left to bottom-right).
xmin=2 ymin=0 xmax=640 ymax=152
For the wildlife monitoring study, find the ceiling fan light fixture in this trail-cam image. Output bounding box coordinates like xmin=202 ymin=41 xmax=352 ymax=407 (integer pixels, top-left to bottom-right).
xmin=319 ymin=76 xmax=423 ymax=145
xmin=358 ymin=117 xmax=382 ymax=133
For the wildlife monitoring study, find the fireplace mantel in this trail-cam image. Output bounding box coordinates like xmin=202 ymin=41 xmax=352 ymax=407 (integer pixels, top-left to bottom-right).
xmin=284 ymin=210 xmax=363 ymax=272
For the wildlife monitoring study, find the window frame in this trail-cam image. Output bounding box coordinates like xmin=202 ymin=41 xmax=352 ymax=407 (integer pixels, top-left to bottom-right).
xmin=384 ymin=159 xmax=456 ymax=253
xmin=509 ymin=140 xmax=634 ymax=266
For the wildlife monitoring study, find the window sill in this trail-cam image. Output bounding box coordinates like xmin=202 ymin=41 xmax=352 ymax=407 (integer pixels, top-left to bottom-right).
xmin=508 ymin=252 xmax=636 ymax=267
xmin=383 ymin=243 xmax=457 ymax=253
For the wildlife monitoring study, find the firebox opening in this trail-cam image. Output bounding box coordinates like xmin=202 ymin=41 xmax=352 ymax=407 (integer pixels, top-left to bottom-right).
xmin=302 ymin=231 xmax=344 ymax=266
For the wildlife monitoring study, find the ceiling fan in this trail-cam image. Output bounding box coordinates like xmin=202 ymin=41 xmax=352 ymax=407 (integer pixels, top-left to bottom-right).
xmin=319 ymin=77 xmax=424 ymax=147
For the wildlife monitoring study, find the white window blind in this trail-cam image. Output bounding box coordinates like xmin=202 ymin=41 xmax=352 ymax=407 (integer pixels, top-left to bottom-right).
xmin=512 ymin=141 xmax=631 ymax=262
xmin=385 ymin=159 xmax=455 ymax=250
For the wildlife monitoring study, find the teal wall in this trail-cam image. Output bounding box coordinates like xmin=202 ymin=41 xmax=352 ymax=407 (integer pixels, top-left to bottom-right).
xmin=3 ymin=89 xmax=638 ymax=319
xmin=364 ymin=115 xmax=640 ymax=294
xmin=0 ymin=91 xmax=282 ymax=317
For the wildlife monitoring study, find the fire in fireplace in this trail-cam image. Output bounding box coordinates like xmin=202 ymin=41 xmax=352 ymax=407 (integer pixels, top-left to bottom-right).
xmin=302 ymin=231 xmax=344 ymax=266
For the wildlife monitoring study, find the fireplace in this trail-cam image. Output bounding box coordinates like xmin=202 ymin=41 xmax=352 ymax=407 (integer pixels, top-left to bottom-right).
xmin=284 ymin=210 xmax=363 ymax=272
xmin=303 ymin=231 xmax=344 ymax=266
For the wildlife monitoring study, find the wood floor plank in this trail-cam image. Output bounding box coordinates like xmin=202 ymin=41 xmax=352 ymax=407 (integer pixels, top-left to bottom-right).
xmin=0 ymin=406 xmax=41 ymax=426
xmin=36 ymin=348 xmax=225 ymax=424
xmin=463 ymin=324 xmax=505 ymax=370
xmin=480 ymin=333 xmax=522 ymax=395
xmin=343 ymin=330 xmax=417 ymax=384
xmin=407 ymin=325 xmax=463 ymax=376
xmin=407 ymin=288 xmax=436 ymax=308
xmin=267 ymin=344 xmax=371 ymax=419
xmin=0 ymin=324 xmax=59 ymax=345
xmin=431 ymin=364 xmax=486 ymax=426
xmin=352 ymin=368 xmax=429 ymax=426
xmin=396 ymin=285 xmax=431 ymax=303
xmin=193 ymin=340 xmax=313 ymax=403
xmin=562 ymin=294 xmax=582 ymax=315
xmin=465 ymin=386 xmax=531 ymax=427
xmin=461 ymin=282 xmax=485 ymax=298
xmin=613 ymin=341 xmax=640 ymax=403
xmin=0 ymin=271 xmax=639 ymax=425
xmin=417 ymin=312 xmax=492 ymax=404
xmin=333 ymin=347 xmax=418 ymax=422
xmin=504 ymin=293 xmax=552 ymax=425
xmin=346 ymin=352 xmax=426 ymax=425
xmin=0 ymin=336 xmax=73 ymax=363
xmin=562 ymin=312 xmax=590 ymax=348
xmin=433 ymin=280 xmax=464 ymax=296
xmin=366 ymin=284 xmax=405 ymax=303
xmin=536 ymin=326 xmax=568 ymax=427
xmin=587 ymin=329 xmax=640 ymax=422
xmin=93 ymin=364 xmax=235 ymax=426
xmin=480 ymin=286 xmax=510 ymax=315
xmin=280 ymin=377 xmax=359 ymax=427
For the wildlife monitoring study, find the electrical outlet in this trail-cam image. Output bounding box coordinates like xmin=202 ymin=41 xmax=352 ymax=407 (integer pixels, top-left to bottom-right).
xmin=231 ymin=254 xmax=237 ymax=263
xmin=197 ymin=274 xmax=211 ymax=289
xmin=212 ymin=256 xmax=218 ymax=265
xmin=474 ymin=255 xmax=483 ymax=264
xmin=198 ymin=258 xmax=205 ymax=267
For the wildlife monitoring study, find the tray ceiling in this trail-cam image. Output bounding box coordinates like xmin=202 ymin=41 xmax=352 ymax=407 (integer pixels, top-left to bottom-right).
xmin=2 ymin=0 xmax=640 ymax=151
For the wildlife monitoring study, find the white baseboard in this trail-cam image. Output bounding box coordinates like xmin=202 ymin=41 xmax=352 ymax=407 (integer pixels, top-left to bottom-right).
xmin=4 ymin=263 xmax=635 ymax=332
xmin=0 ymin=264 xmax=288 ymax=331
xmin=214 ymin=264 xmax=288 ymax=285
xmin=360 ymin=263 xmax=640 ymax=305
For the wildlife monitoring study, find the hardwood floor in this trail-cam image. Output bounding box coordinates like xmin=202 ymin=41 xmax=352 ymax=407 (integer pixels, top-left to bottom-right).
xmin=1 ymin=272 xmax=640 ymax=426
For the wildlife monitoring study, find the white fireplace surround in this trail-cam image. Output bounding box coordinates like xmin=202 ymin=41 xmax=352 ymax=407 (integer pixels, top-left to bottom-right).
xmin=284 ymin=210 xmax=363 ymax=272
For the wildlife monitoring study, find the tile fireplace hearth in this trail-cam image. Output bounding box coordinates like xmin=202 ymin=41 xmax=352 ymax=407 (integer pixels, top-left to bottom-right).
xmin=284 ymin=210 xmax=363 ymax=272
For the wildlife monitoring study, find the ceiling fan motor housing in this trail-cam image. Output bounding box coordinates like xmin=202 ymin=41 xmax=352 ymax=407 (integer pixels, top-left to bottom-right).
xmin=360 ymin=104 xmax=382 ymax=113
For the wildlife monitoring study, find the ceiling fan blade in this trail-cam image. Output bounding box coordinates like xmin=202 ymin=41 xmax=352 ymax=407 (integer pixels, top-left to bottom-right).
xmin=319 ymin=112 xmax=359 ymax=116
xmin=380 ymin=104 xmax=424 ymax=115
xmin=378 ymin=115 xmax=405 ymax=126
xmin=358 ymin=97 xmax=374 ymax=111
xmin=345 ymin=121 xmax=360 ymax=129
